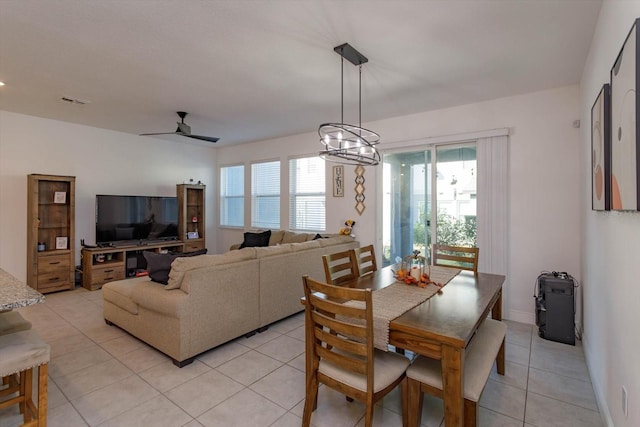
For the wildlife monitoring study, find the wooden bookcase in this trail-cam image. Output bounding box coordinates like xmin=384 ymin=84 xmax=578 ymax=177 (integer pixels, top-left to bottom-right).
xmin=27 ymin=174 xmax=76 ymax=293
xmin=177 ymin=184 xmax=206 ymax=252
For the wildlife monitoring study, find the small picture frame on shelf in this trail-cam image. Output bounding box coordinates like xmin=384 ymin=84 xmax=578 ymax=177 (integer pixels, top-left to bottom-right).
xmin=55 ymin=236 xmax=68 ymax=250
xmin=54 ymin=191 xmax=66 ymax=204
xmin=187 ymin=231 xmax=199 ymax=239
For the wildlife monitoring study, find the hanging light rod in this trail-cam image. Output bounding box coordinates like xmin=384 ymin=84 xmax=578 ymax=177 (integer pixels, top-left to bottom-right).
xmin=319 ymin=42 xmax=381 ymax=166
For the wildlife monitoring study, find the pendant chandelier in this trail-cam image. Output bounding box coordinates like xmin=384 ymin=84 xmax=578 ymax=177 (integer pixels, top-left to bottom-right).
xmin=319 ymin=43 xmax=380 ymax=166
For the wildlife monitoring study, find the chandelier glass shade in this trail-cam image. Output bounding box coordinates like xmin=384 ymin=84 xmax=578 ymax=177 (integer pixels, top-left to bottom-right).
xmin=319 ymin=43 xmax=380 ymax=166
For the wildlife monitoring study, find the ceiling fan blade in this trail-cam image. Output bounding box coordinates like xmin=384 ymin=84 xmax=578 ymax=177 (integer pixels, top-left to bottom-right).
xmin=139 ymin=132 xmax=179 ymax=136
xmin=177 ymin=122 xmax=191 ymax=134
xmin=185 ymin=134 xmax=220 ymax=143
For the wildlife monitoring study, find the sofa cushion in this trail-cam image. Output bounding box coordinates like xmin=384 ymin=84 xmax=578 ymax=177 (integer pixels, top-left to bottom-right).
xmin=282 ymin=231 xmax=311 ymax=243
xmin=255 ymin=244 xmax=293 ymax=258
xmin=166 ymin=248 xmax=257 ymax=290
xmin=239 ymin=230 xmax=271 ymax=248
xmin=102 ymin=279 xmax=142 ymax=315
xmin=269 ymin=230 xmax=286 ymax=245
xmin=290 ymin=240 xmax=322 ymax=251
xmin=317 ymin=235 xmax=355 ymax=247
xmin=131 ymin=280 xmax=190 ymax=318
xmin=144 ymin=249 xmax=207 ymax=285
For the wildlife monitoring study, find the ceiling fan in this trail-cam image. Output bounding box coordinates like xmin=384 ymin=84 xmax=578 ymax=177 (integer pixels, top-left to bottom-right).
xmin=140 ymin=111 xmax=220 ymax=143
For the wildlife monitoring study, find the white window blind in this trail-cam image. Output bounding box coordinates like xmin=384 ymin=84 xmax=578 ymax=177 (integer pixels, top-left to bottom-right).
xmin=251 ymin=161 xmax=280 ymax=229
xmin=220 ymin=165 xmax=244 ymax=227
xmin=289 ymin=156 xmax=325 ymax=231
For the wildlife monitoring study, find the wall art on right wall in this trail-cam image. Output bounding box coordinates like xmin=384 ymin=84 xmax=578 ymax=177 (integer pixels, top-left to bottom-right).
xmin=591 ymin=84 xmax=611 ymax=211
xmin=610 ymin=18 xmax=640 ymax=211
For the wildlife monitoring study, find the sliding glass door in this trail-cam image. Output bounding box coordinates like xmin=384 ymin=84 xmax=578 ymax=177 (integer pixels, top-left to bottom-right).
xmin=381 ymin=143 xmax=477 ymax=266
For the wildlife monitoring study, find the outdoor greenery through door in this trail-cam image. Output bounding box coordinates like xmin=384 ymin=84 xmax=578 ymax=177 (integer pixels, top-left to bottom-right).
xmin=382 ymin=143 xmax=477 ymax=266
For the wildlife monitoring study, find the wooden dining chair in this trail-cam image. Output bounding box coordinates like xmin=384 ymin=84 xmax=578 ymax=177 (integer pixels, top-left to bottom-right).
xmin=301 ymin=275 xmax=410 ymax=427
xmin=353 ymin=245 xmax=378 ymax=277
xmin=322 ymin=249 xmax=359 ymax=285
xmin=432 ymin=244 xmax=479 ymax=273
xmin=405 ymin=319 xmax=506 ymax=427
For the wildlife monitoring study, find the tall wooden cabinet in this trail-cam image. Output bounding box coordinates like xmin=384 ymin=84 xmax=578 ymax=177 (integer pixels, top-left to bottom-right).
xmin=177 ymin=184 xmax=206 ymax=252
xmin=27 ymin=174 xmax=76 ymax=293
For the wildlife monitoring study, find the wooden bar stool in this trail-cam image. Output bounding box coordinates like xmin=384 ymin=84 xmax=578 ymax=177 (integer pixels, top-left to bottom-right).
xmin=0 ymin=311 xmax=32 ymax=336
xmin=0 ymin=329 xmax=50 ymax=427
xmin=1 ymin=311 xmax=32 ymax=387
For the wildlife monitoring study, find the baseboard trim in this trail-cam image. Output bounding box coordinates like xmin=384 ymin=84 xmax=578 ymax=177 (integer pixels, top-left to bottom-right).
xmin=505 ymin=309 xmax=535 ymax=325
xmin=583 ymin=333 xmax=614 ymax=427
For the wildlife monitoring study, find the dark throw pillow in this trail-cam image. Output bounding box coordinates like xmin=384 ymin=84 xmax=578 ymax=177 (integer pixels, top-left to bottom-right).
xmin=239 ymin=230 xmax=271 ymax=249
xmin=144 ymin=248 xmax=208 ymax=285
xmin=312 ymin=233 xmax=328 ymax=240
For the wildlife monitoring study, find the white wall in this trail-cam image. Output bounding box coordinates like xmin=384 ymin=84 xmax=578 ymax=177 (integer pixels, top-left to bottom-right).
xmin=217 ymin=85 xmax=582 ymax=324
xmin=580 ymin=2 xmax=640 ymax=426
xmin=0 ymin=111 xmax=217 ymax=281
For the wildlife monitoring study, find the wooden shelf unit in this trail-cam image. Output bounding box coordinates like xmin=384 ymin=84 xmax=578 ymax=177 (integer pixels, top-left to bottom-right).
xmin=177 ymin=184 xmax=206 ymax=252
xmin=81 ymin=241 xmax=185 ymax=290
xmin=27 ymin=174 xmax=76 ymax=293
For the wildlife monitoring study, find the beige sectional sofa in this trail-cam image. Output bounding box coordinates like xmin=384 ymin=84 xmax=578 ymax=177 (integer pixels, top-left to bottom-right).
xmin=102 ymin=234 xmax=358 ymax=367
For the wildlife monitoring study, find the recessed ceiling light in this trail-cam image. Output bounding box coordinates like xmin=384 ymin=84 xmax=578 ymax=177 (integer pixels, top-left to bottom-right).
xmin=0 ymin=81 xmax=5 ymax=87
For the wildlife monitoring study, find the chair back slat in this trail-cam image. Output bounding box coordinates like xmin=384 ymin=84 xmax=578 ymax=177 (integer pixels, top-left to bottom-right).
xmin=432 ymin=244 xmax=479 ymax=272
xmin=315 ymin=327 xmax=368 ymax=356
xmin=317 ymin=345 xmax=368 ymax=375
xmin=309 ymin=295 xmax=367 ymax=322
xmin=354 ymin=245 xmax=378 ymax=276
xmin=323 ymin=250 xmax=359 ymax=285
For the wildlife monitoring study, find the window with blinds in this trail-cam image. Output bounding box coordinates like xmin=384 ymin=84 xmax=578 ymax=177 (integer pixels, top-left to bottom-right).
xmin=251 ymin=161 xmax=280 ymax=229
xmin=289 ymin=156 xmax=325 ymax=231
xmin=220 ymin=165 xmax=244 ymax=227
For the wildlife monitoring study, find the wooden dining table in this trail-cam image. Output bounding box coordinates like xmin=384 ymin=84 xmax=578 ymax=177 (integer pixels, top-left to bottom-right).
xmin=341 ymin=264 xmax=505 ymax=427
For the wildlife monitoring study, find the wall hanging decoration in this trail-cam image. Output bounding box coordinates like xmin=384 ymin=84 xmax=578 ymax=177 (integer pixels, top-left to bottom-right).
xmin=610 ymin=18 xmax=639 ymax=210
xmin=355 ymin=165 xmax=366 ymax=215
xmin=333 ymin=165 xmax=344 ymax=197
xmin=591 ymin=84 xmax=611 ymax=211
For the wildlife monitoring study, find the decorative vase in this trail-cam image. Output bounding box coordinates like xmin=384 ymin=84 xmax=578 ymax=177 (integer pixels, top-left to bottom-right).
xmin=402 ymin=251 xmax=430 ymax=281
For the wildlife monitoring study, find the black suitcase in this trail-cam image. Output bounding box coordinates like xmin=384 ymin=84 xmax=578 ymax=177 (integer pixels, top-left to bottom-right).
xmin=535 ymin=272 xmax=575 ymax=345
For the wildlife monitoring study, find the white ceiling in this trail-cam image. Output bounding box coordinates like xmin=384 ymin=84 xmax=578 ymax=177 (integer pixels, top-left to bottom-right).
xmin=0 ymin=0 xmax=602 ymax=147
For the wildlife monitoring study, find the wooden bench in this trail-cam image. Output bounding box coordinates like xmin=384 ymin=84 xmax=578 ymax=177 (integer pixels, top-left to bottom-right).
xmin=406 ymin=318 xmax=507 ymax=427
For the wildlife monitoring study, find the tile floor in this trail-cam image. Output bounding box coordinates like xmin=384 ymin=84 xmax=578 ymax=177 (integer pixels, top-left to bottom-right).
xmin=0 ymin=286 xmax=603 ymax=427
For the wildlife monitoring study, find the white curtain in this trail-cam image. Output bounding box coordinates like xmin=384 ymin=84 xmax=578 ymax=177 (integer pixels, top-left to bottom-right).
xmin=476 ymin=135 xmax=509 ymax=278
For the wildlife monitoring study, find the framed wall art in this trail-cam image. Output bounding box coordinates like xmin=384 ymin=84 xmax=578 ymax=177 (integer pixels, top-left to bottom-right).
xmin=333 ymin=165 xmax=344 ymax=197
xmin=610 ymin=18 xmax=640 ymax=211
xmin=591 ymin=84 xmax=611 ymax=211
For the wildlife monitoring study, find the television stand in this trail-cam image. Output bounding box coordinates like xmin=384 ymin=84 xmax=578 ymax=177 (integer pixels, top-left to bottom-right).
xmin=80 ymin=241 xmax=185 ymax=291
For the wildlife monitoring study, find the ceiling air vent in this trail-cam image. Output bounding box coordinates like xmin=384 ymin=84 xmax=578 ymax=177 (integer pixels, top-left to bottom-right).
xmin=60 ymin=96 xmax=90 ymax=105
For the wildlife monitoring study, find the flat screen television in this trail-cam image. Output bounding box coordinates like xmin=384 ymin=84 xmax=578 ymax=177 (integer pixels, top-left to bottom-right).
xmin=95 ymin=195 xmax=179 ymax=245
